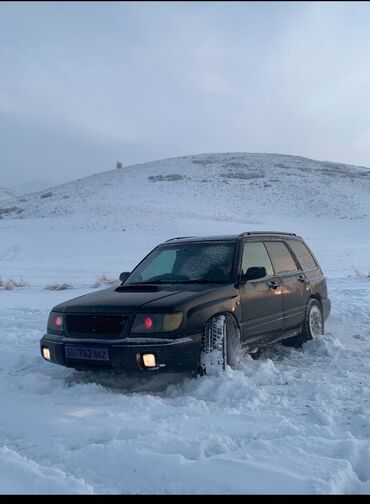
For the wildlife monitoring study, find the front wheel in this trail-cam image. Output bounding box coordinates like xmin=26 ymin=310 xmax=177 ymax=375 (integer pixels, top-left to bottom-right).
xmin=199 ymin=314 xmax=240 ymax=376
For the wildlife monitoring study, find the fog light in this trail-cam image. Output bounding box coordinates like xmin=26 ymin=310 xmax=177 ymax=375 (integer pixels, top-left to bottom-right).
xmin=42 ymin=347 xmax=51 ymax=361
xmin=142 ymin=353 xmax=156 ymax=368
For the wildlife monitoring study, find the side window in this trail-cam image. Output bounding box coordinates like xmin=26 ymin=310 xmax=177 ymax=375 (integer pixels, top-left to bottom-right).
xmin=241 ymin=242 xmax=274 ymax=277
xmin=264 ymin=241 xmax=298 ymax=274
xmin=286 ymin=240 xmax=317 ymax=270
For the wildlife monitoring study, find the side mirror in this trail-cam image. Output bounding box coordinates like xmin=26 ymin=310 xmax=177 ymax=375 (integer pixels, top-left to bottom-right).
xmin=119 ymin=271 xmax=130 ymax=283
xmin=245 ymin=266 xmax=266 ymax=281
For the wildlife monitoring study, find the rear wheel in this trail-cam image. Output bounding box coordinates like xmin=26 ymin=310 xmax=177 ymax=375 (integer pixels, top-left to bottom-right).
xmin=200 ymin=314 xmax=240 ymax=375
xmin=284 ymin=298 xmax=324 ymax=348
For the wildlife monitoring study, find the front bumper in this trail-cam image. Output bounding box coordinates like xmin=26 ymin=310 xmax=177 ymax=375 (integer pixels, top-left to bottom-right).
xmin=40 ymin=333 xmax=202 ymax=373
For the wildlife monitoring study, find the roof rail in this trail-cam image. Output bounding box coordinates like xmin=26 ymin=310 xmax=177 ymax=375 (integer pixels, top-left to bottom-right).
xmin=238 ymin=231 xmax=296 ymax=237
xmin=164 ymin=236 xmax=194 ymax=242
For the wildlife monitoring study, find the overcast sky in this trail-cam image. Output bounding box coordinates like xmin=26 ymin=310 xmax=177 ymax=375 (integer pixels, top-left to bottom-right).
xmin=1 ymin=1 xmax=370 ymax=187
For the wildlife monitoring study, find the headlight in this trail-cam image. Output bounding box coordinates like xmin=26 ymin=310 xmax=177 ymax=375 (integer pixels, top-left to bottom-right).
xmin=131 ymin=313 xmax=183 ymax=333
xmin=47 ymin=312 xmax=63 ymax=334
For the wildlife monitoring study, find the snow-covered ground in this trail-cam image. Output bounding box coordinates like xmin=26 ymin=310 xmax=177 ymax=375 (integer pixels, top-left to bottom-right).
xmin=0 ymin=153 xmax=370 ymax=494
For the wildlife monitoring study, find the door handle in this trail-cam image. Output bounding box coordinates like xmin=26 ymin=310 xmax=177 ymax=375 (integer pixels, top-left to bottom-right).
xmin=268 ymin=280 xmax=279 ymax=290
xmin=297 ymin=275 xmax=308 ymax=284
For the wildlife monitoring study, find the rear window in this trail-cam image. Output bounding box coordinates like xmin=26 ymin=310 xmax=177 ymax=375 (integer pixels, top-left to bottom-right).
xmin=264 ymin=241 xmax=298 ymax=274
xmin=286 ymin=240 xmax=317 ymax=270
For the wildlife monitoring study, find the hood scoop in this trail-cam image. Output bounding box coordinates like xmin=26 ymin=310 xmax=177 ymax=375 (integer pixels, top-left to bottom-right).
xmin=115 ymin=284 xmax=160 ymax=293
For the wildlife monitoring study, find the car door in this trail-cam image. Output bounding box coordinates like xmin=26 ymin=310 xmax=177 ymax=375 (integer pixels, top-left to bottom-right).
xmin=264 ymin=240 xmax=310 ymax=333
xmin=239 ymin=241 xmax=284 ymax=344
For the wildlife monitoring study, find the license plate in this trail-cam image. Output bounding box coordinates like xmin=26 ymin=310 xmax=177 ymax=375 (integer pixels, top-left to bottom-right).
xmin=65 ymin=346 xmax=110 ymax=361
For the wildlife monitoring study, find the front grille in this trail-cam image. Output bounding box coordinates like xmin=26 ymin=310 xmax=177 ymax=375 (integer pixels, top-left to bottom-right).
xmin=66 ymin=314 xmax=126 ymax=335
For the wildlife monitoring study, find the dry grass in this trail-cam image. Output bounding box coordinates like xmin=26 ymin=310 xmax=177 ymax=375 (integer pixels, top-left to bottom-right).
xmin=0 ymin=277 xmax=29 ymax=290
xmin=45 ymin=282 xmax=73 ymax=291
xmin=352 ymin=270 xmax=370 ymax=279
xmin=92 ymin=274 xmax=119 ymax=288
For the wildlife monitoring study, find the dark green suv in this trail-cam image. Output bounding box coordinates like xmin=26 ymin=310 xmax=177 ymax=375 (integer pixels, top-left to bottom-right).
xmin=41 ymin=232 xmax=330 ymax=375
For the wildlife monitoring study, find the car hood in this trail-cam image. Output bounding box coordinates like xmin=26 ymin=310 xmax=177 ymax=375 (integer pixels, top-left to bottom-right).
xmin=52 ymin=283 xmax=228 ymax=314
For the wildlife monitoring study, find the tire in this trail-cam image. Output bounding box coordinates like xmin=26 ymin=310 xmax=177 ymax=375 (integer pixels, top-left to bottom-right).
xmin=284 ymin=298 xmax=324 ymax=348
xmin=200 ymin=314 xmax=241 ymax=376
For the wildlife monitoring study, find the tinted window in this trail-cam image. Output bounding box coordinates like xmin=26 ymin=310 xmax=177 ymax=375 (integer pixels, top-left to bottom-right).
xmin=241 ymin=242 xmax=274 ymax=277
xmin=264 ymin=241 xmax=298 ymax=274
xmin=286 ymin=240 xmax=317 ymax=270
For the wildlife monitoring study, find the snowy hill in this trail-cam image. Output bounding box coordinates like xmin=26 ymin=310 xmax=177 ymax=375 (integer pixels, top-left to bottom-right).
xmin=1 ymin=153 xmax=370 ymax=229
xmin=1 ymin=152 xmax=369 ymax=286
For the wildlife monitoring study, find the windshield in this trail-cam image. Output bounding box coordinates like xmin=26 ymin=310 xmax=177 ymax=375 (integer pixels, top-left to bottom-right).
xmin=126 ymin=242 xmax=236 ymax=284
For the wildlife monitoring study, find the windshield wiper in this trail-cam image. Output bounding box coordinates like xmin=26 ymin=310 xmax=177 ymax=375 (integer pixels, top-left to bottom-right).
xmin=167 ymin=279 xmax=227 ymax=284
xmin=129 ymin=280 xmax=171 ymax=285
xmin=129 ymin=279 xmax=227 ymax=285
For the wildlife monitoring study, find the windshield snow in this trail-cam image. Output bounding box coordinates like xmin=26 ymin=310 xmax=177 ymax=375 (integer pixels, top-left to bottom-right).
xmin=127 ymin=242 xmax=236 ymax=284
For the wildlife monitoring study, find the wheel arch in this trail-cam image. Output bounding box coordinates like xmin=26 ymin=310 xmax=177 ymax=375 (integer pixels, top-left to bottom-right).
xmin=186 ymin=293 xmax=241 ymax=335
xmin=204 ymin=310 xmax=240 ymax=333
xmin=309 ymin=293 xmax=323 ymax=309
